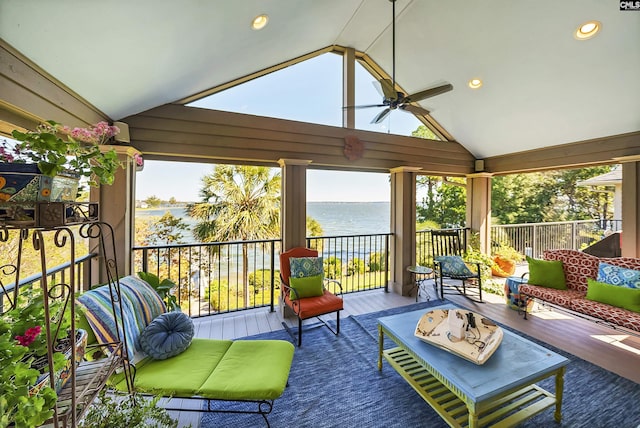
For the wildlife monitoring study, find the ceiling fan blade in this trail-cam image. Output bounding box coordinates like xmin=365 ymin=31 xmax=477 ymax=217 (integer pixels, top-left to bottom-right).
xmin=400 ymin=104 xmax=431 ymax=116
xmin=379 ymin=78 xmax=397 ymax=101
xmin=403 ymin=83 xmax=453 ymax=103
xmin=372 ymin=80 xmax=384 ymax=97
xmin=371 ymin=108 xmax=392 ymax=124
xmin=343 ymin=104 xmax=386 ymax=110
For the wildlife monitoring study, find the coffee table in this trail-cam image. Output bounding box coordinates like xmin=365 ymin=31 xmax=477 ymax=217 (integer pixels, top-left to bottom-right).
xmin=378 ymin=305 xmax=569 ymax=428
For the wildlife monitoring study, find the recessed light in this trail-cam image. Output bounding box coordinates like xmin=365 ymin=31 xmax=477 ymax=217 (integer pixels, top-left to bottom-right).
xmin=251 ymin=14 xmax=269 ymax=30
xmin=575 ymin=20 xmax=600 ymax=40
xmin=468 ymin=78 xmax=483 ymax=89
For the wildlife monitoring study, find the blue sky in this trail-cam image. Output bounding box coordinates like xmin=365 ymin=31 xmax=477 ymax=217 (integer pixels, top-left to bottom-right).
xmin=136 ymin=53 xmax=423 ymax=202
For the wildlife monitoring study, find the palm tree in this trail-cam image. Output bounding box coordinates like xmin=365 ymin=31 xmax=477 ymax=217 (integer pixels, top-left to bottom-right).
xmin=187 ymin=165 xmax=280 ymax=308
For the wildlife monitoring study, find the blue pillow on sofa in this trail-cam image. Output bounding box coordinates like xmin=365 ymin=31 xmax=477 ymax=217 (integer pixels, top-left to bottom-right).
xmin=597 ymin=262 xmax=640 ymax=288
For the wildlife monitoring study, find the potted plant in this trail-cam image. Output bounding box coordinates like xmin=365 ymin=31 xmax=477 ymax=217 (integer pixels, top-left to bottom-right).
xmin=0 ymin=120 xmax=123 ymax=224
xmin=0 ymin=288 xmax=86 ymax=427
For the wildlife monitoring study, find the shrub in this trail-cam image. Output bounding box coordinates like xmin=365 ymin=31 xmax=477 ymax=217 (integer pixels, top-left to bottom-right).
xmin=323 ymin=256 xmax=343 ymax=279
xmin=368 ymin=252 xmax=387 ymax=272
xmin=248 ymin=269 xmax=280 ymax=293
xmin=346 ymin=258 xmax=366 ymax=276
xmin=205 ymin=279 xmax=230 ymax=312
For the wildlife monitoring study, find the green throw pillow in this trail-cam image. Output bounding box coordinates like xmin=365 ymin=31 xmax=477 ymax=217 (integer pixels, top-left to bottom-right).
xmin=526 ymin=256 xmax=567 ymax=290
xmin=586 ymin=278 xmax=640 ymax=313
xmin=289 ymin=274 xmax=324 ymax=300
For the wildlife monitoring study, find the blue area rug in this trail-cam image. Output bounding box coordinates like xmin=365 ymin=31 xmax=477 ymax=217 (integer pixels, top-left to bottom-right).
xmin=199 ymin=300 xmax=640 ymax=428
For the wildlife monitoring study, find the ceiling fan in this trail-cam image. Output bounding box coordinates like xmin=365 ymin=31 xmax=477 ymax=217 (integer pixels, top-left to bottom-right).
xmin=346 ymin=0 xmax=453 ymax=124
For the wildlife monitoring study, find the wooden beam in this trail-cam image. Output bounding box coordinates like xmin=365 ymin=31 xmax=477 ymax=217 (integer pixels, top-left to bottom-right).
xmin=122 ymin=104 xmax=475 ymax=175
xmin=0 ymin=40 xmax=108 ymax=127
xmin=484 ymin=131 xmax=640 ymax=174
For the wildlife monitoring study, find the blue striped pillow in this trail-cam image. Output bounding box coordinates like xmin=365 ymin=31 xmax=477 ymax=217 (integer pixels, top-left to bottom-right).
xmin=76 ymin=284 xmax=141 ymax=362
xmin=119 ymin=276 xmax=167 ymax=331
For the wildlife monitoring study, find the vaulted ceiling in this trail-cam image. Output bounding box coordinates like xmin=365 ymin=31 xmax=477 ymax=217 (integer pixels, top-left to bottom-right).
xmin=1 ymin=0 xmax=638 ymax=160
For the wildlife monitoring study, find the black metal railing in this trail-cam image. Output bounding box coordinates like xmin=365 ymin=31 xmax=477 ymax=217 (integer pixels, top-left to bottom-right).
xmin=133 ymin=239 xmax=281 ymax=318
xmin=0 ymin=253 xmax=96 ymax=313
xmin=133 ymin=233 xmax=392 ymax=318
xmin=306 ymin=233 xmax=392 ymax=293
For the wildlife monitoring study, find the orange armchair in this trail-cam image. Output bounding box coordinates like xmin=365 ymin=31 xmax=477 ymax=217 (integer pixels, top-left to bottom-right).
xmin=279 ymin=247 xmax=343 ymax=346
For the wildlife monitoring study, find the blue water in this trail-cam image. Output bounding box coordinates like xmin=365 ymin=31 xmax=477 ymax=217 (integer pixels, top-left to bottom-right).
xmin=135 ymin=201 xmax=390 ymax=243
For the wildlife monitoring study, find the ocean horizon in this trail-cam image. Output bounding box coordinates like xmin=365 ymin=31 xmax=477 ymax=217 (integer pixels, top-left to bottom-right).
xmin=136 ymin=201 xmax=391 ymax=242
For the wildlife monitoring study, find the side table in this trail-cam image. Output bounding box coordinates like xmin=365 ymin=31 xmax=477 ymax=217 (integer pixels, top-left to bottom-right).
xmin=504 ymin=275 xmax=533 ymax=313
xmin=407 ymin=265 xmax=433 ymax=302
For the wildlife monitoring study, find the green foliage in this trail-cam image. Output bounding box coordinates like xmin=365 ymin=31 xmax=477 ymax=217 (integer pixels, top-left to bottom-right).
xmin=493 ymin=245 xmax=524 ymax=262
xmin=187 ymin=165 xmax=281 ymax=307
xmin=368 ymin=252 xmax=387 ymax=272
xmin=143 ymin=196 xmax=162 ymax=208
xmin=9 ymin=120 xmax=122 ymax=187
xmin=79 ymin=391 xmax=181 ymax=428
xmin=346 ymin=258 xmax=366 ymax=276
xmin=411 ymin=124 xmax=439 ymax=140
xmin=137 ymin=272 xmax=181 ymax=311
xmin=306 ymin=216 xmax=323 ymax=237
xmin=205 ymin=279 xmax=230 ymax=312
xmin=462 ymin=246 xmax=493 ymax=281
xmin=147 ymin=212 xmax=189 ymax=245
xmin=323 ymin=256 xmax=343 ymax=279
xmin=416 ymin=176 xmax=466 ymax=227
xmin=492 ymin=166 xmax=614 ymax=224
xmin=248 ymin=269 xmax=280 ymax=293
xmin=0 ymin=289 xmax=67 ymax=428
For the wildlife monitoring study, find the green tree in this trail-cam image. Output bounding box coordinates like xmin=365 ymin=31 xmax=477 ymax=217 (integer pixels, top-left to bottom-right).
xmin=168 ymin=196 xmax=177 ymax=206
xmin=187 ymin=165 xmax=281 ymax=307
xmin=147 ymin=212 xmax=189 ymax=245
xmin=144 ymin=195 xmax=162 ymax=208
xmin=306 ymin=216 xmax=323 ymax=236
xmin=416 ymin=176 xmax=466 ymax=227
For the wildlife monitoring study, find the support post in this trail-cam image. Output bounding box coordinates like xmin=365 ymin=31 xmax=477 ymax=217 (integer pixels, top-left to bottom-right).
xmin=620 ymin=160 xmax=640 ymax=257
xmin=466 ymin=173 xmax=492 ymax=254
xmin=90 ymin=146 xmax=141 ymax=283
xmin=278 ymin=159 xmax=311 ymax=317
xmin=390 ymin=167 xmax=421 ymax=296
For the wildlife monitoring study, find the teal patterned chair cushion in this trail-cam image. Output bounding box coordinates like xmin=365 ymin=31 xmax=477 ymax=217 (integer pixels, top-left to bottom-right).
xmin=597 ymin=262 xmax=640 ymax=288
xmin=290 ymin=256 xmax=324 ymax=278
xmin=434 ymin=255 xmax=476 ymax=277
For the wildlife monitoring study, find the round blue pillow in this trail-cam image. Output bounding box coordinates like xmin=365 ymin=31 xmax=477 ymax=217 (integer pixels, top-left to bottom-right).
xmin=140 ymin=311 xmax=194 ymax=360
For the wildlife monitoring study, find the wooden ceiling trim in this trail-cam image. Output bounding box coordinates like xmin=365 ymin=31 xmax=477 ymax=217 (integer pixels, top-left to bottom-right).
xmin=485 ymin=131 xmax=640 ymax=174
xmin=175 ymin=46 xmax=337 ymax=105
xmin=127 ymin=104 xmax=471 ymax=156
xmin=0 ymin=41 xmax=107 ymax=127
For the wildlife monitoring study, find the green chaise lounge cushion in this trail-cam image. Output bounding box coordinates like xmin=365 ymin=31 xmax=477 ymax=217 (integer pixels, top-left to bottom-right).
xmin=112 ymin=338 xmax=295 ymax=401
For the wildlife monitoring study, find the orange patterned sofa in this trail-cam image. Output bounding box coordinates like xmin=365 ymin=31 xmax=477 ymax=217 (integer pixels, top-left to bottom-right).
xmin=519 ymin=249 xmax=640 ymax=334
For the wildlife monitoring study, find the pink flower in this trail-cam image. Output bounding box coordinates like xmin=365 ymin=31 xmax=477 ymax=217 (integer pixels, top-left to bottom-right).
xmin=15 ymin=325 xmax=42 ymax=347
xmin=133 ymin=153 xmax=144 ymax=167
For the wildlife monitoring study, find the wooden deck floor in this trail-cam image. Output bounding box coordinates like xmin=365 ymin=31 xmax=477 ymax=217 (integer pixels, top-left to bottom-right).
xmin=170 ymin=282 xmax=640 ymax=427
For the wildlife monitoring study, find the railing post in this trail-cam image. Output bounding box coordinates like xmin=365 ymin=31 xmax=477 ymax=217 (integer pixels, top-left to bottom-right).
xmin=532 ymin=224 xmax=538 ymax=258
xmin=384 ymin=235 xmax=389 ymax=293
xmin=571 ymin=222 xmax=577 ymax=250
xmin=270 ymin=240 xmax=275 ymax=313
